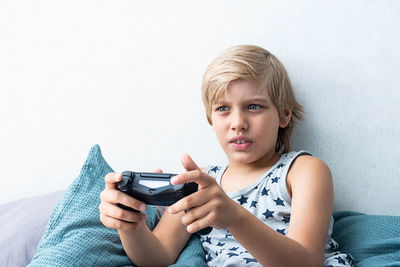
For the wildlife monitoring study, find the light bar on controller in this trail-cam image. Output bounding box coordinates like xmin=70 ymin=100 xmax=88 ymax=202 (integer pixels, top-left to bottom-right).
xmin=138 ymin=179 xmax=170 ymax=188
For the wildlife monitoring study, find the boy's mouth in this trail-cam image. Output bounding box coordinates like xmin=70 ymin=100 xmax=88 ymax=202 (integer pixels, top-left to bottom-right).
xmin=229 ymin=136 xmax=253 ymax=144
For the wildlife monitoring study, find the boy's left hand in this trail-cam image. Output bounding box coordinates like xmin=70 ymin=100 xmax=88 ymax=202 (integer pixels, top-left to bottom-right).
xmin=168 ymin=154 xmax=239 ymax=234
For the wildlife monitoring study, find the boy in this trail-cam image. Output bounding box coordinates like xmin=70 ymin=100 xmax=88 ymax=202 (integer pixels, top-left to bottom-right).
xmin=99 ymin=45 xmax=353 ymax=266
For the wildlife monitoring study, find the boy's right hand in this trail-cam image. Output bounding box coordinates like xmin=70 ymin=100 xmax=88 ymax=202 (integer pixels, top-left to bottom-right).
xmin=99 ymin=172 xmax=148 ymax=232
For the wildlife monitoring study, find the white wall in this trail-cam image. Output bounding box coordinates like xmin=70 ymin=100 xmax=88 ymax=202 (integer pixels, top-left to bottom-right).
xmin=1 ymin=1 xmax=399 ymax=215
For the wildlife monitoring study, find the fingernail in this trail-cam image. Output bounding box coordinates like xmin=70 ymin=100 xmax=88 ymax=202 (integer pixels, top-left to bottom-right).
xmin=170 ymin=176 xmax=177 ymax=185
xmin=168 ymin=207 xmax=173 ymax=213
xmin=140 ymin=204 xmax=146 ymax=211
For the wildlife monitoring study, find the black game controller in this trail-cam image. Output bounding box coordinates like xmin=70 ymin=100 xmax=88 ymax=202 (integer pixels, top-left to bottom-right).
xmin=117 ymin=171 xmax=212 ymax=235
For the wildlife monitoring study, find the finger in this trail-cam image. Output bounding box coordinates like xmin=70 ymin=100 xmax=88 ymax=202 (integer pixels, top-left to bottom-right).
xmin=99 ymin=201 xmax=147 ymax=223
xmin=152 ymin=168 xmax=163 ymax=173
xmin=180 ymin=203 xmax=210 ymax=226
xmin=104 ymin=172 xmax=122 ymax=189
xmin=100 ymin=214 xmax=145 ymax=231
xmin=100 ymin=189 xmax=146 ymax=212
xmin=169 ymin=189 xmax=209 ymax=214
xmin=186 ymin=213 xmax=213 ymax=234
xmin=180 ymin=153 xmax=201 ymax=172
xmin=170 ymin=169 xmax=213 ymax=189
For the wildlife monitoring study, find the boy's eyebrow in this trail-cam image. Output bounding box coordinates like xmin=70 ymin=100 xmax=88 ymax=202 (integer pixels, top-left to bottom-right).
xmin=213 ymin=97 xmax=269 ymax=105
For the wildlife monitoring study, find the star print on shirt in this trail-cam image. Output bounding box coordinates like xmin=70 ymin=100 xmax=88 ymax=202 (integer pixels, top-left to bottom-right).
xmin=261 ymin=188 xmax=269 ymax=196
xmin=237 ymin=195 xmax=248 ymax=205
xmin=273 ymin=197 xmax=285 ymax=206
xmin=263 ymin=209 xmax=274 ymax=219
xmin=250 ymin=200 xmax=257 ymax=208
xmin=206 ymin=253 xmax=213 ymax=261
xmin=272 ymin=177 xmax=280 ymax=183
xmin=216 ymin=242 xmax=225 ymax=247
xmin=227 ymin=252 xmax=239 ymax=258
xmin=282 ymin=216 xmax=290 ymax=223
xmin=210 ymin=166 xmax=220 ymax=173
xmin=276 ymin=228 xmax=286 ymax=235
xmin=277 ymin=163 xmax=285 ymax=169
xmin=329 ymin=241 xmax=338 ymax=250
xmin=204 ymin=236 xmax=212 ymax=244
xmin=229 ymin=247 xmax=239 ymax=251
xmin=225 ymin=232 xmax=232 ymax=238
xmin=346 ymin=254 xmax=354 ymax=264
xmin=334 ymin=256 xmax=346 ymax=264
xmin=244 ymin=258 xmax=258 ymax=263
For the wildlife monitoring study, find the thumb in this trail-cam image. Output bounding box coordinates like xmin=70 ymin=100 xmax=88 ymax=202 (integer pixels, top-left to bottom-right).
xmin=180 ymin=153 xmax=200 ymax=172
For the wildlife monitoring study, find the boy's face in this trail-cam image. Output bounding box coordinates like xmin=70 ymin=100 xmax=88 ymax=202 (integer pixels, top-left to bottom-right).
xmin=211 ymin=79 xmax=288 ymax=166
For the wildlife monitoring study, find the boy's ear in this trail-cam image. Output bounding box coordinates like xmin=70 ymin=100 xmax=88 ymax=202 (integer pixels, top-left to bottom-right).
xmin=279 ymin=107 xmax=292 ymax=128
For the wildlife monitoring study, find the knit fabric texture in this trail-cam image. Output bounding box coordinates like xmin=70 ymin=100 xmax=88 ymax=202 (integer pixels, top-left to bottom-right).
xmin=332 ymin=211 xmax=400 ymax=267
xmin=28 ymin=144 xmax=206 ymax=267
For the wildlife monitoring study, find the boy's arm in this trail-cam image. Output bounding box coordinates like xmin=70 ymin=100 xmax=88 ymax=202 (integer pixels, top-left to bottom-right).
xmin=118 ymin=210 xmax=192 ymax=266
xmin=227 ymin=156 xmax=333 ymax=267
xmin=100 ymin=171 xmax=192 ymax=266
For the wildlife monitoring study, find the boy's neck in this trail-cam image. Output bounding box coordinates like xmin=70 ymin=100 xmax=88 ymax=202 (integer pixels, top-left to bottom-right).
xmin=227 ymin=151 xmax=281 ymax=174
xmin=221 ymin=152 xmax=281 ymax=193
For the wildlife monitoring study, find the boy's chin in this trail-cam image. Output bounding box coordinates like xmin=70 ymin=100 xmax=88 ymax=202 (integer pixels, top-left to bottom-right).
xmin=227 ymin=151 xmax=278 ymax=166
xmin=227 ymin=154 xmax=259 ymax=165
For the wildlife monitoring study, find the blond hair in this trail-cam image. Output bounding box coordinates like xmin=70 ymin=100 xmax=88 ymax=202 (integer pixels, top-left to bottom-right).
xmin=201 ymin=45 xmax=304 ymax=153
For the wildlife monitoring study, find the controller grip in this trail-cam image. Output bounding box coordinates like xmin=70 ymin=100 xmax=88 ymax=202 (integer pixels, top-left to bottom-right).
xmin=197 ymin=226 xmax=212 ymax=235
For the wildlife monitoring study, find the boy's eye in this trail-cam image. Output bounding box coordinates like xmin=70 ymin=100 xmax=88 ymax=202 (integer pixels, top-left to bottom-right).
xmin=217 ymin=106 xmax=229 ymax=112
xmin=248 ymin=104 xmax=261 ymax=110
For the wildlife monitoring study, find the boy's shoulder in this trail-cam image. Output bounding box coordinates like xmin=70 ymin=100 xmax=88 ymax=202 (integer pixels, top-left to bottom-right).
xmin=288 ymin=153 xmax=329 ymax=172
xmin=286 ymin=152 xmax=332 ymax=193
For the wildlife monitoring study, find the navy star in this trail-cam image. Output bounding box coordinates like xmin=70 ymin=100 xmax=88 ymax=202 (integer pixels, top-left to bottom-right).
xmin=262 ymin=209 xmax=274 ymax=219
xmin=276 ymin=228 xmax=286 ymax=235
xmin=261 ymin=188 xmax=269 ymax=196
xmin=240 ymin=250 xmax=248 ymax=254
xmin=329 ymin=241 xmax=338 ymax=250
xmin=277 ymin=163 xmax=285 ymax=168
xmin=206 ymin=253 xmax=213 ymax=261
xmin=216 ymin=242 xmax=225 ymax=247
xmin=244 ymin=258 xmax=258 ymax=263
xmin=281 ymin=216 xmax=290 ymax=223
xmin=272 ymin=177 xmax=280 ymax=183
xmin=229 ymin=247 xmax=239 ymax=251
xmin=225 ymin=232 xmax=232 ymax=238
xmin=346 ymin=254 xmax=354 ymax=264
xmin=227 ymin=252 xmax=239 ymax=258
xmin=273 ymin=197 xmax=285 ymax=206
xmin=250 ymin=200 xmax=258 ymax=208
xmin=210 ymin=166 xmax=220 ymax=173
xmin=237 ymin=195 xmax=248 ymax=205
xmin=334 ymin=256 xmax=346 ymax=264
xmin=267 ymin=172 xmax=274 ymax=178
xmin=204 ymin=236 xmax=211 ymax=244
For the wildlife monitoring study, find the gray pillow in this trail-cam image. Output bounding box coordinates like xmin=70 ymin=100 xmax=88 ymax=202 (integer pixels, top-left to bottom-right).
xmin=0 ymin=190 xmax=64 ymax=266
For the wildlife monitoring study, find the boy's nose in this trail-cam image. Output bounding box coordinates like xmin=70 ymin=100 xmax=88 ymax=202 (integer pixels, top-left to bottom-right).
xmin=230 ymin=110 xmax=248 ymax=131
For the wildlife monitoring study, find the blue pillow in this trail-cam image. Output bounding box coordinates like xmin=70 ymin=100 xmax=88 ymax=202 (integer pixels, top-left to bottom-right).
xmin=333 ymin=211 xmax=400 ymax=267
xmin=29 ymin=144 xmax=206 ymax=266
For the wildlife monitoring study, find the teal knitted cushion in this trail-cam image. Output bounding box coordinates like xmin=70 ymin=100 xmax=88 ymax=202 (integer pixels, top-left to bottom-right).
xmin=333 ymin=211 xmax=400 ymax=267
xmin=28 ymin=144 xmax=206 ymax=266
